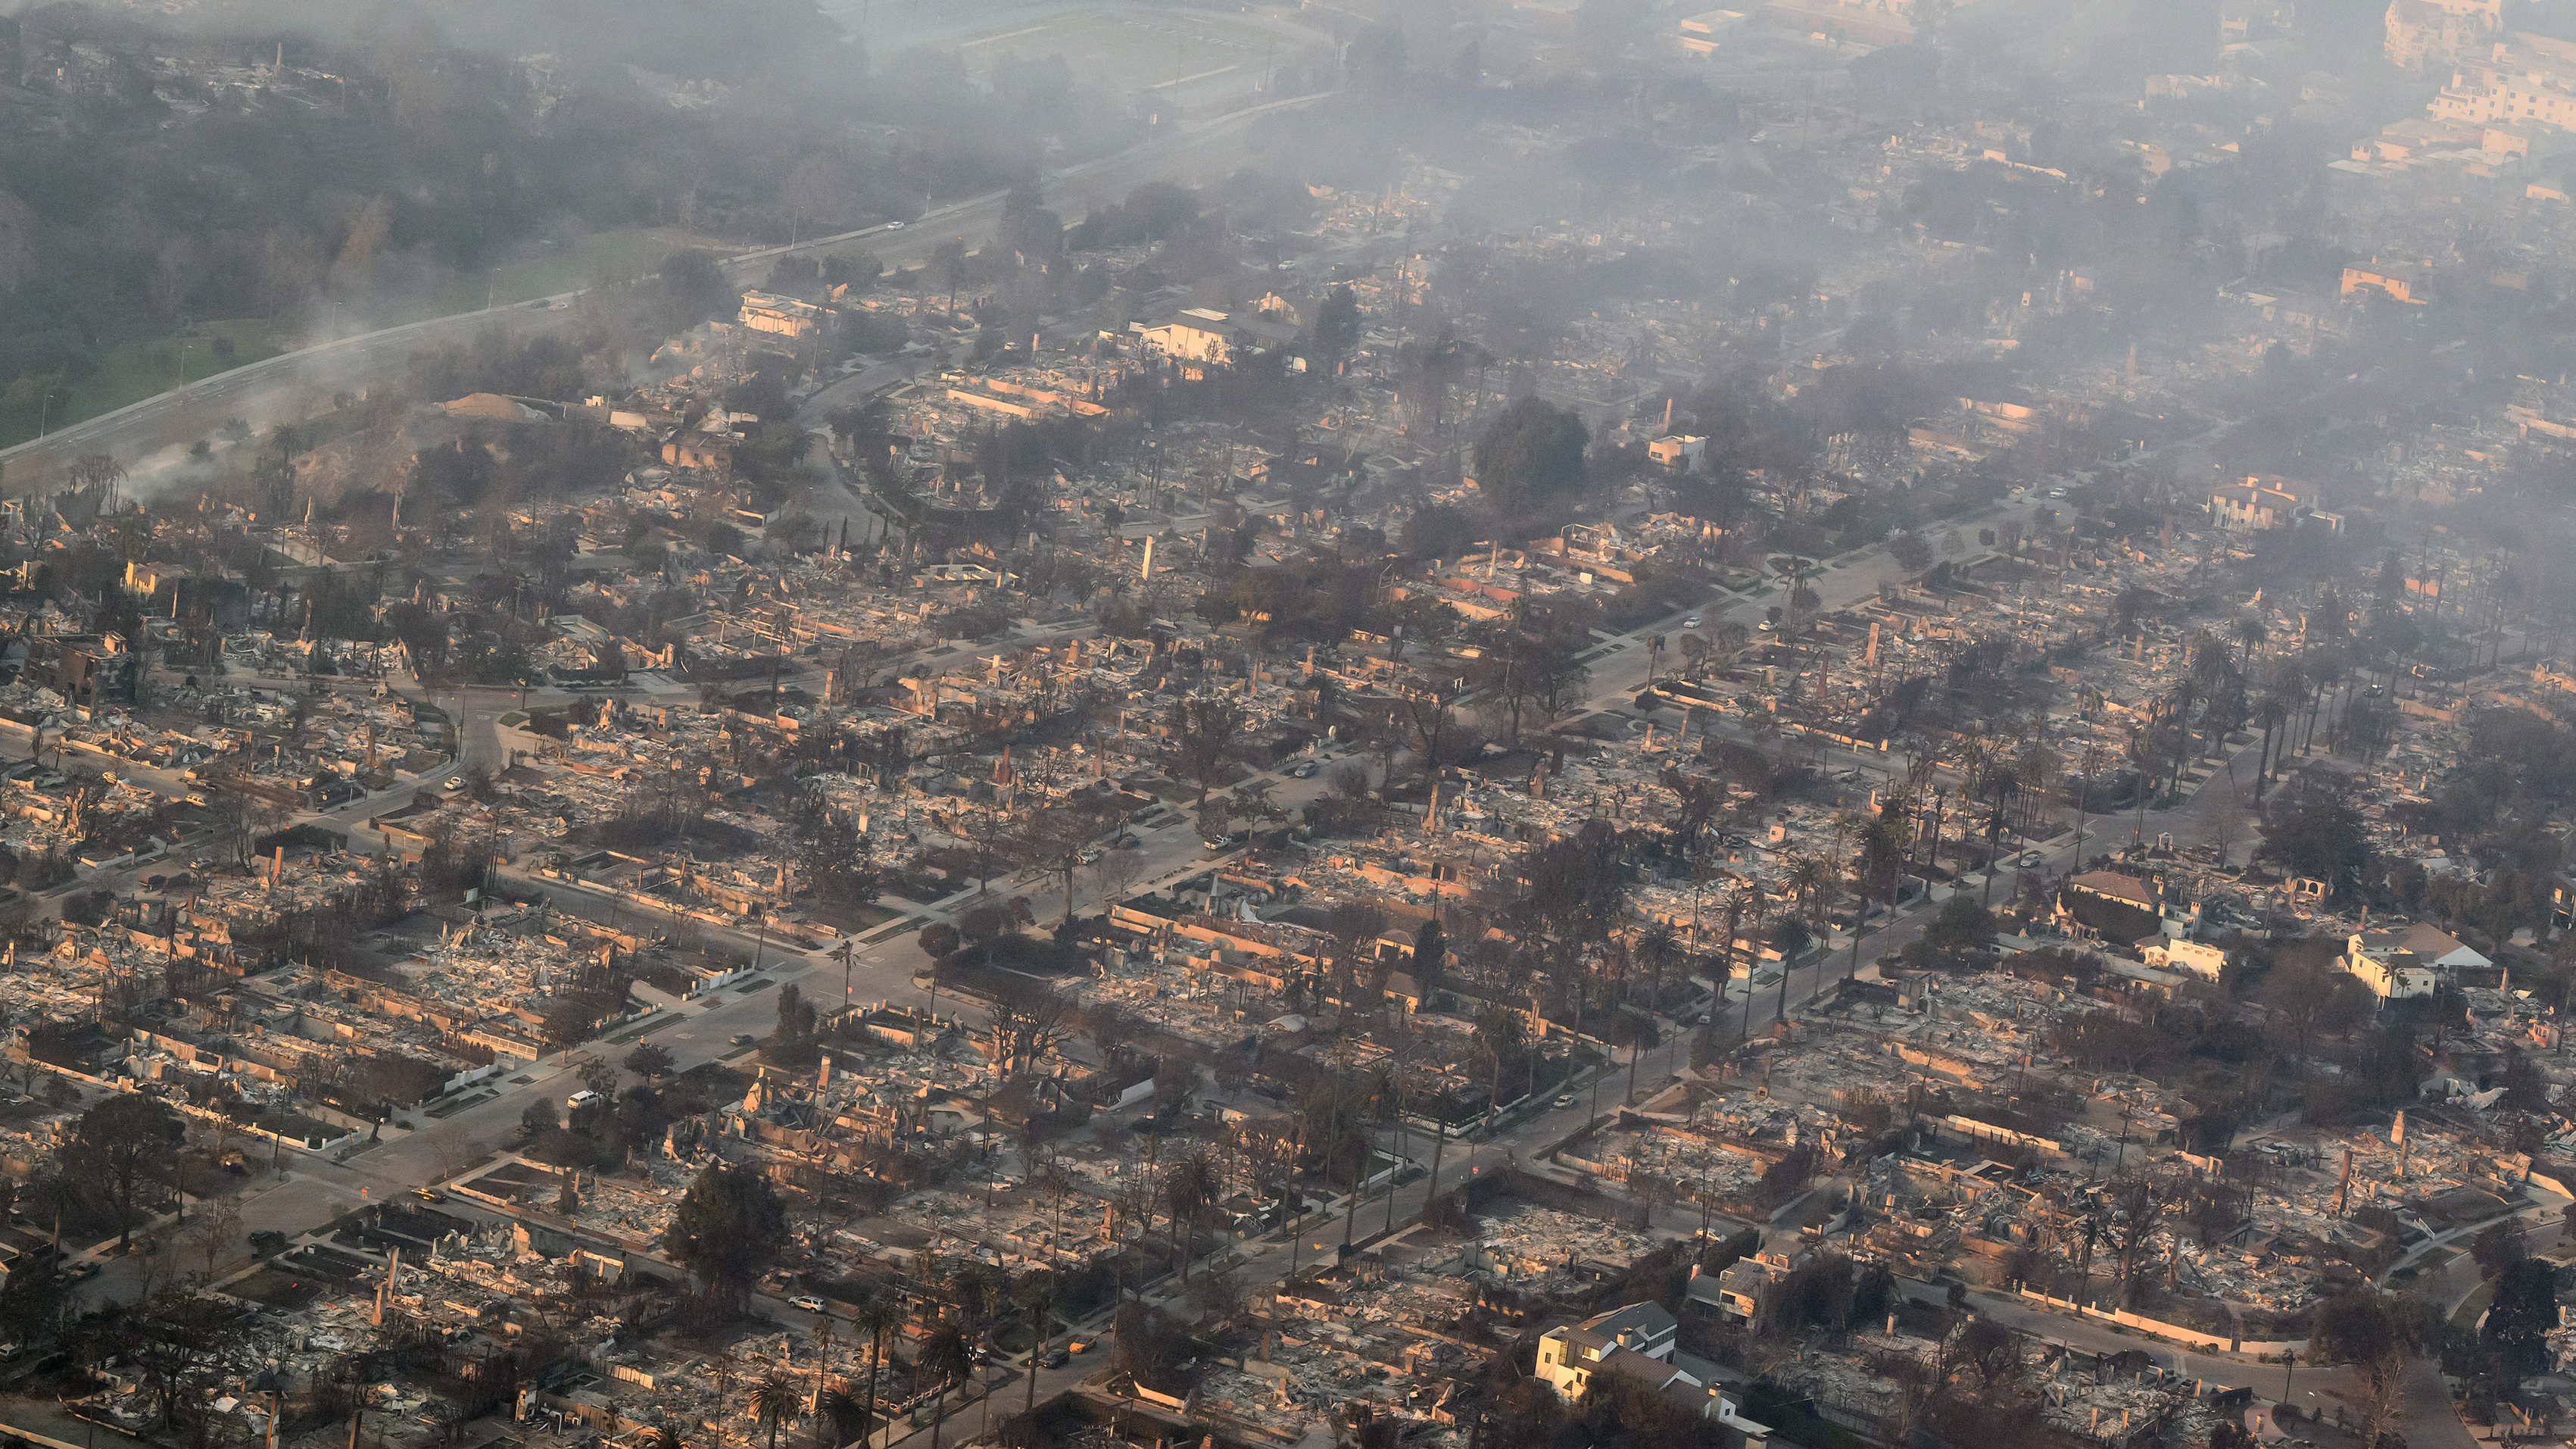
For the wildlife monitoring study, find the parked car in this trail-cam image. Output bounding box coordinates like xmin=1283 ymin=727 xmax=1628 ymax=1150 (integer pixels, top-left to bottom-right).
xmin=1683 ymin=616 xmax=1702 ymax=628
xmin=1552 ymin=1095 xmax=1577 ymax=1109
xmin=413 ymin=1187 xmax=444 ymax=1203
xmin=1113 ymin=833 xmax=1143 ymax=849
xmin=1287 ymin=760 xmax=1319 ymax=779
xmin=1042 ymin=1347 xmax=1071 ymax=1369
xmin=731 ymin=1032 xmax=759 ymax=1048
xmin=789 ymin=1294 xmax=828 ymax=1313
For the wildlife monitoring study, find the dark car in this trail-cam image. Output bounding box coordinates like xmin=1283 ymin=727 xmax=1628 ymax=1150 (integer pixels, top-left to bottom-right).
xmin=731 ymin=1032 xmax=759 ymax=1048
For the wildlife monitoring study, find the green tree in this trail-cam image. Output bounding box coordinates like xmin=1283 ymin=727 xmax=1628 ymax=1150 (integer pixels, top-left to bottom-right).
xmin=1472 ymin=398 xmax=1589 ymax=517
xmin=749 ymin=1372 xmax=800 ymax=1449
xmin=2485 ymin=1255 xmax=2557 ymax=1376
xmin=660 ymin=251 xmax=736 ymax=326
xmin=1476 ymin=1003 xmax=1525 ymax=1128
xmin=2309 ymin=1288 xmax=2408 ymax=1366
xmin=666 ymin=1163 xmax=790 ymax=1313
xmin=1168 ymin=695 xmax=1245 ymax=806
xmin=2261 ymin=786 xmax=2369 ymax=895
xmin=1345 ymin=22 xmax=1409 ymax=95
xmin=2472 ymin=1219 xmax=2527 ymax=1279
xmin=1015 ymin=1269 xmax=1061 ymax=1413
xmin=64 ymin=1095 xmax=186 ymax=1250
xmin=851 ymin=1296 xmax=902 ymax=1445
xmin=918 ymin=1322 xmax=975 ymax=1449
xmin=1410 ymin=917 xmax=1445 ymax=998
xmin=932 ymin=240 xmax=968 ymax=319
xmin=1311 ymin=284 xmax=1361 ymax=372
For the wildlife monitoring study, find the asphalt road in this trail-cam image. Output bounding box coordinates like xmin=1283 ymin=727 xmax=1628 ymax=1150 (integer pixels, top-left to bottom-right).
xmin=0 ymin=92 xmax=1326 ymax=501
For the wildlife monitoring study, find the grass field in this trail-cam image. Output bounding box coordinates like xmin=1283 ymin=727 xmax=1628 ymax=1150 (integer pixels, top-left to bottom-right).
xmin=2 ymin=224 xmax=713 ymax=449
xmin=957 ymin=6 xmax=1278 ymax=92
xmin=411 ymin=224 xmax=706 ymax=322
xmin=0 ymin=317 xmax=291 ymax=449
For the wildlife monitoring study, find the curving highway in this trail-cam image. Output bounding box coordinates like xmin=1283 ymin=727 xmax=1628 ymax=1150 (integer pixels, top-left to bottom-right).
xmin=0 ymin=91 xmax=1327 ymax=499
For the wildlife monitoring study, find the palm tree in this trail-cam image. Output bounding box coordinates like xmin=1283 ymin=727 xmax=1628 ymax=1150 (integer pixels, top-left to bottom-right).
xmin=1618 ymin=1011 xmax=1661 ymax=1104
xmin=2251 ymin=692 xmax=2291 ymax=798
xmin=1161 ymin=1149 xmax=1218 ymax=1284
xmin=955 ymin=1261 xmax=1009 ymax=1438
xmin=711 ymin=1351 xmax=740 ymax=1410
xmin=1419 ymin=1086 xmax=1455 ymax=1213
xmin=640 ymin=1423 xmax=686 ymax=1449
xmin=952 ymin=1263 xmax=1001 ymax=1344
xmin=2072 ymin=742 xmax=2106 ymax=865
xmin=809 ymin=1316 xmax=839 ymax=1444
xmin=1852 ymin=816 xmax=1909 ymax=970
xmin=1372 ymin=1063 xmax=1409 ymax=1237
xmin=1734 ymin=891 xmax=1767 ymax=1047
xmin=918 ymin=1323 xmax=975 ymax=1449
xmin=1334 ymin=1073 xmax=1384 ymax=1251
xmin=1636 ymin=923 xmax=1679 ymax=1016
xmin=1718 ymin=885 xmax=1751 ymax=1004
xmin=1474 ymin=1004 xmax=1524 ymax=1133
xmin=1014 ymin=1269 xmax=1061 ymax=1415
xmin=817 ymin=1389 xmax=862 ymax=1449
xmin=2305 ymin=650 xmax=2344 ymax=755
xmin=750 ymin=1372 xmax=802 ymax=1449
xmin=850 ymin=1297 xmax=902 ymax=1449
xmin=2162 ymin=674 xmax=2201 ymax=797
xmin=1784 ymin=854 xmax=1831 ymax=927
xmin=2235 ymin=613 xmax=2266 ymax=668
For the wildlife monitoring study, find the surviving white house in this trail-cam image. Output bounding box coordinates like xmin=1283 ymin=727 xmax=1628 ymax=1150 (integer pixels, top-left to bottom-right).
xmin=1536 ymin=1302 xmax=1772 ymax=1445
xmin=2341 ymin=922 xmax=2488 ymax=1000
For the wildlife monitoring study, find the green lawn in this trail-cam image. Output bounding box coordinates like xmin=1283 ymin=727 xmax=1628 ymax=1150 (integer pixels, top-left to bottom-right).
xmin=407 ymin=226 xmax=710 ymax=322
xmin=0 ymin=319 xmax=290 ymax=448
xmin=5 ymin=223 xmax=734 ymax=447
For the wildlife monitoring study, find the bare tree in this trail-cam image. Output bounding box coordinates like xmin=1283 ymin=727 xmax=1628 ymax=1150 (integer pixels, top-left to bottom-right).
xmin=189 ymin=1195 xmax=243 ymax=1279
xmin=984 ymin=983 xmax=1074 ymax=1080
xmin=1088 ymin=848 xmax=1146 ymax=913
xmin=1169 ymin=695 xmax=1246 ymax=806
xmin=2107 ymin=1172 xmax=2172 ymax=1307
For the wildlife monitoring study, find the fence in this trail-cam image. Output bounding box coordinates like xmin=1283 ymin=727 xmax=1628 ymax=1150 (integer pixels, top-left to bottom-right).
xmin=2013 ymin=1288 xmax=2306 ymax=1356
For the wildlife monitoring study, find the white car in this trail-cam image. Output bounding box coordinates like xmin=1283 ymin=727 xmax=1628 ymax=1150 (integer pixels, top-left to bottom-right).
xmin=1683 ymin=616 xmax=1701 ymax=628
xmin=790 ymin=1294 xmax=827 ymax=1313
